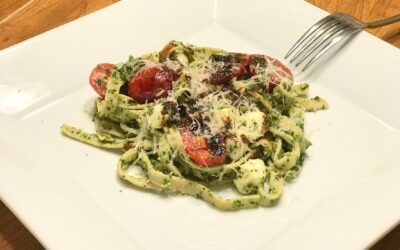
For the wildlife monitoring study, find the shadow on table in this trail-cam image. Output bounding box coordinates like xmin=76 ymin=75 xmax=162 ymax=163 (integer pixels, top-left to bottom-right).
xmin=0 ymin=200 xmax=44 ymax=250
xmin=369 ymin=223 xmax=400 ymax=250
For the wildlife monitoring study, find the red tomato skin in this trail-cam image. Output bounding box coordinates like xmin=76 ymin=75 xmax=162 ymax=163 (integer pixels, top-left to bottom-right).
xmin=210 ymin=63 xmax=245 ymax=85
xmin=265 ymin=56 xmax=293 ymax=77
xmin=89 ymin=63 xmax=114 ymax=98
xmin=128 ymin=67 xmax=174 ymax=103
xmin=234 ymin=53 xmax=250 ymax=68
xmin=208 ymin=53 xmax=249 ymax=85
xmin=181 ymin=131 xmax=226 ymax=167
xmin=247 ymin=55 xmax=293 ymax=91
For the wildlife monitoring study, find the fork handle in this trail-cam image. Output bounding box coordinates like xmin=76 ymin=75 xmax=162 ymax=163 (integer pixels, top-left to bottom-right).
xmin=366 ymin=13 xmax=400 ymax=28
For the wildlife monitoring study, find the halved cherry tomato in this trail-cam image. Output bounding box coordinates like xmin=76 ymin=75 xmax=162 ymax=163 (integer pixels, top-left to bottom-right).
xmin=266 ymin=56 xmax=292 ymax=77
xmin=234 ymin=53 xmax=250 ymax=66
xmin=128 ymin=67 xmax=174 ymax=103
xmin=247 ymin=55 xmax=266 ymax=76
xmin=209 ymin=53 xmax=249 ymax=85
xmin=89 ymin=63 xmax=114 ymax=98
xmin=247 ymin=55 xmax=293 ymax=91
xmin=182 ymin=131 xmax=226 ymax=167
xmin=210 ymin=63 xmax=245 ymax=85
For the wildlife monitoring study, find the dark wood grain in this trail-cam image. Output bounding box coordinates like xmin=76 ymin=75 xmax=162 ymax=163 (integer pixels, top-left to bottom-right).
xmin=370 ymin=225 xmax=400 ymax=250
xmin=0 ymin=0 xmax=399 ymax=249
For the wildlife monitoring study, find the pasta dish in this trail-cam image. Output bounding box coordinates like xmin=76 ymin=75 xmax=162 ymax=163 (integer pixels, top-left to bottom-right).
xmin=61 ymin=41 xmax=328 ymax=210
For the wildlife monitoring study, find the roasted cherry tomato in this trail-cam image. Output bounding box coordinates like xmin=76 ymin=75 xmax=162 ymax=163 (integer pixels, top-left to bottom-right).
xmin=210 ymin=63 xmax=245 ymax=85
xmin=266 ymin=56 xmax=292 ymax=77
xmin=247 ymin=55 xmax=293 ymax=91
xmin=209 ymin=53 xmax=249 ymax=85
xmin=182 ymin=131 xmax=226 ymax=167
xmin=247 ymin=55 xmax=266 ymax=76
xmin=234 ymin=52 xmax=250 ymax=66
xmin=89 ymin=63 xmax=114 ymax=98
xmin=128 ymin=67 xmax=174 ymax=103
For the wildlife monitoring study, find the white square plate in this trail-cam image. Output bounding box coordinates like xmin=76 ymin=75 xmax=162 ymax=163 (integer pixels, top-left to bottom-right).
xmin=1 ymin=1 xmax=400 ymax=249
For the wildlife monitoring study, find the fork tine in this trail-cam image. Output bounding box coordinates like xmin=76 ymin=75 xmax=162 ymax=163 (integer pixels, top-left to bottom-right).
xmin=285 ymin=15 xmax=334 ymax=59
xmin=295 ymin=23 xmax=347 ymax=66
xmin=302 ymin=27 xmax=360 ymax=71
xmin=289 ymin=19 xmax=340 ymax=63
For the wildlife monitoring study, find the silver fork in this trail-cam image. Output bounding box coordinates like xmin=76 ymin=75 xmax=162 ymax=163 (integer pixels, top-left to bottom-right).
xmin=285 ymin=12 xmax=400 ymax=71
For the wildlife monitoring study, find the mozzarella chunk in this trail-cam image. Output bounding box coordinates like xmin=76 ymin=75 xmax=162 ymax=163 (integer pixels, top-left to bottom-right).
xmin=236 ymin=110 xmax=265 ymax=142
xmin=226 ymin=137 xmax=249 ymax=161
xmin=233 ymin=159 xmax=267 ymax=194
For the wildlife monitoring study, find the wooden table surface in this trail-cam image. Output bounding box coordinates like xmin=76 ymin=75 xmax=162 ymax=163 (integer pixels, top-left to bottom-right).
xmin=0 ymin=0 xmax=399 ymax=249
